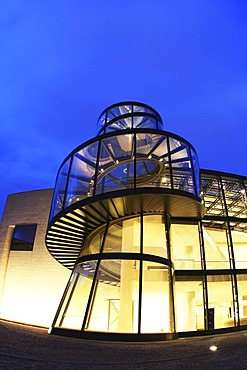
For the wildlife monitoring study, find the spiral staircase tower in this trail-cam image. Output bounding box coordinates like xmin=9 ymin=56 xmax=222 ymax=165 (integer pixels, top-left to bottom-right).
xmin=46 ymin=101 xmax=204 ymax=340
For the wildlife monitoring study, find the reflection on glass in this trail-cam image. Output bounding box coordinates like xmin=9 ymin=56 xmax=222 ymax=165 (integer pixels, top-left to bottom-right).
xmin=141 ymin=261 xmax=172 ymax=333
xmin=81 ymin=230 xmax=104 ymax=256
xmin=190 ymin=148 xmax=200 ymax=197
xmin=171 ymin=223 xmax=201 ymax=269
xmin=50 ymin=158 xmax=70 ymax=218
xmin=54 ymin=263 xmax=95 ymax=330
xmin=103 ymin=218 xmax=140 ymax=253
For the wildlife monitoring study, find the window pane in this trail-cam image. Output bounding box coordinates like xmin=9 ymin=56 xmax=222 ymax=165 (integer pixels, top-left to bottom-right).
xmin=236 ymin=274 xmax=247 ymax=326
xmin=175 ymin=277 xmax=204 ymax=332
xmin=85 ymin=259 xmax=139 ymax=333
xmin=50 ymin=158 xmax=70 ymax=218
xmin=141 ymin=261 xmax=172 ymax=333
xmin=231 ymin=228 xmax=247 ymax=268
xmin=201 ymin=176 xmax=225 ymax=216
xmin=222 ymin=178 xmax=246 ymax=218
xmin=207 ymin=275 xmax=234 ymax=329
xmin=65 ymin=145 xmax=97 ymax=207
xmin=203 ymin=224 xmax=230 ymax=269
xmin=171 ymin=223 xmax=201 ymax=269
xmin=11 ymin=224 xmax=37 ymax=251
xmin=103 ymin=218 xmax=140 ymax=253
xmin=143 ymin=215 xmax=167 ymax=258
xmin=54 ymin=262 xmax=95 ymax=330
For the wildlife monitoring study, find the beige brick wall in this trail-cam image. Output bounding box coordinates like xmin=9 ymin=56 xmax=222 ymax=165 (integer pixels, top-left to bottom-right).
xmin=0 ymin=189 xmax=70 ymax=327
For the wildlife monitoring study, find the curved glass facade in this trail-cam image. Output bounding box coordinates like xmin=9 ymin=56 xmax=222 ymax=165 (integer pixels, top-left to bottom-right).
xmin=46 ymin=102 xmax=247 ymax=340
xmin=50 ymin=131 xmax=200 ymax=220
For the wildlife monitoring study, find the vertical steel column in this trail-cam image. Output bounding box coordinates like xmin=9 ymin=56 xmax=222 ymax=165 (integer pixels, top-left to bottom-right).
xmin=220 ymin=176 xmax=239 ymax=327
xmin=81 ymin=222 xmax=109 ymax=331
xmin=167 ymin=136 xmax=174 ymax=190
xmin=138 ymin=212 xmax=143 ymax=335
xmin=198 ymin=220 xmax=209 ymax=330
xmin=164 ymin=213 xmax=176 ymax=333
xmin=51 ymin=270 xmax=78 ymax=328
xmin=188 ymin=147 xmax=198 ymax=197
xmin=62 ymin=156 xmax=74 ymax=210
xmin=92 ymin=139 xmax=102 ymax=197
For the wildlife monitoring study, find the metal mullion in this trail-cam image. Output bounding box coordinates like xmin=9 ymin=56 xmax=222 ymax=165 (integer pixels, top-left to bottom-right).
xmin=92 ymin=138 xmax=102 ymax=197
xmin=62 ymin=156 xmax=74 ymax=210
xmin=188 ymin=147 xmax=198 ymax=197
xmin=164 ymin=213 xmax=176 ymax=333
xmin=131 ymin=104 xmax=134 ymax=129
xmin=81 ymin=222 xmax=110 ymax=331
xmin=169 ymin=143 xmax=187 ymax=157
xmin=198 ymin=220 xmax=209 ymax=330
xmin=134 ymin=133 xmax=137 ymax=189
xmin=167 ymin=136 xmax=174 ymax=189
xmin=220 ymin=176 xmax=240 ymax=327
xmin=58 ymin=273 xmax=80 ymax=327
xmin=51 ymin=271 xmax=78 ymax=328
xmin=138 ymin=212 xmax=144 ymax=335
xmin=101 ymin=140 xmax=116 ymax=162
xmin=75 ymin=152 xmax=95 ymax=168
xmin=147 ymin=135 xmax=166 ymax=157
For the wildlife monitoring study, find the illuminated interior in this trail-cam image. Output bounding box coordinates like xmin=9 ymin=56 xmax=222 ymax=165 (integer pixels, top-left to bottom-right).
xmin=46 ymin=101 xmax=247 ymax=341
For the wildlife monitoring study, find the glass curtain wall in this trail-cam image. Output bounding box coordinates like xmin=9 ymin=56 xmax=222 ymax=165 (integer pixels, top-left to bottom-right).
xmin=52 ymin=214 xmax=175 ymax=335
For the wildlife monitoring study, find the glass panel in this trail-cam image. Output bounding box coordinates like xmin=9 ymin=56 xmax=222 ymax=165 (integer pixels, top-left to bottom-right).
xmin=190 ymin=147 xmax=200 ymax=197
xmin=65 ymin=145 xmax=97 ymax=207
xmin=143 ymin=215 xmax=167 ymax=258
xmin=141 ymin=261 xmax=172 ymax=333
xmin=236 ymin=275 xmax=247 ymax=325
xmin=54 ymin=262 xmax=95 ymax=330
xmin=133 ymin=104 xmax=153 ymax=115
xmin=95 ymin=134 xmax=134 ymax=195
xmin=96 ymin=162 xmax=135 ymax=194
xmin=169 ymin=138 xmax=194 ymax=195
xmin=231 ymin=228 xmax=247 ymax=268
xmin=50 ymin=158 xmax=70 ymax=219
xmin=85 ymin=259 xmax=139 ymax=333
xmin=207 ymin=275 xmax=234 ymax=329
xmin=175 ymin=277 xmax=204 ymax=332
xmin=171 ymin=223 xmax=201 ymax=269
xmin=11 ymin=224 xmax=37 ymax=251
xmin=133 ymin=116 xmax=157 ymax=129
xmin=201 ymin=176 xmax=225 ymax=216
xmin=222 ymin=178 xmax=247 ymax=218
xmin=103 ymin=218 xmax=140 ymax=253
xmin=80 ymin=229 xmax=105 ymax=256
xmin=135 ymin=159 xmax=161 ymax=187
xmin=203 ymin=224 xmax=230 ymax=269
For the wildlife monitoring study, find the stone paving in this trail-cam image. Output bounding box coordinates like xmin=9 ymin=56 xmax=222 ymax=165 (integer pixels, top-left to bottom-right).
xmin=1 ymin=320 xmax=247 ymax=369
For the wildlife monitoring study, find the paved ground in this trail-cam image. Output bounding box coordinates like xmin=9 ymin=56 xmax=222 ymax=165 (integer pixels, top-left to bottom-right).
xmin=0 ymin=320 xmax=247 ymax=369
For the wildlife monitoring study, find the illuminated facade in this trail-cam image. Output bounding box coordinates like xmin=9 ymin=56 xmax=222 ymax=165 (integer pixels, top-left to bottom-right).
xmin=45 ymin=102 xmax=247 ymax=341
xmin=0 ymin=102 xmax=246 ymax=340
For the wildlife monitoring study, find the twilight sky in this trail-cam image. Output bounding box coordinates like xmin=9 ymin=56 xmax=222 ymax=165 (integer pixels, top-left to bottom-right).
xmin=1 ymin=0 xmax=247 ymax=219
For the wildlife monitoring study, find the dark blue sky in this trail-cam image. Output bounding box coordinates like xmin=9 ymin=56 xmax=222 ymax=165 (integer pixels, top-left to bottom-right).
xmin=1 ymin=0 xmax=247 ymax=219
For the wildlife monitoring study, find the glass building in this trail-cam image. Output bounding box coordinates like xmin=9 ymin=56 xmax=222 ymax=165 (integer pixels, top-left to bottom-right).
xmin=46 ymin=101 xmax=247 ymax=341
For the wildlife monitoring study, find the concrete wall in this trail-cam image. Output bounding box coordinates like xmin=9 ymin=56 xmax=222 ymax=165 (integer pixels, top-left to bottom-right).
xmin=0 ymin=189 xmax=70 ymax=327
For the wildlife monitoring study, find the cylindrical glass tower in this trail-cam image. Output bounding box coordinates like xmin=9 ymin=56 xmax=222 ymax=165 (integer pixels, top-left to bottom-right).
xmin=46 ymin=101 xmax=204 ymax=340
